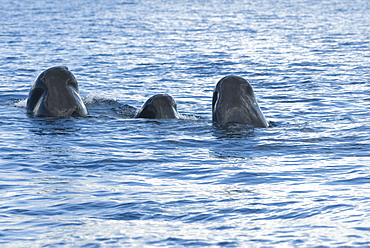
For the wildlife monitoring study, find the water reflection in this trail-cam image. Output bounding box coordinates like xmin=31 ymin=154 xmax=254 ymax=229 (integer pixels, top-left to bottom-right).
xmin=28 ymin=117 xmax=81 ymax=136
xmin=212 ymin=123 xmax=255 ymax=139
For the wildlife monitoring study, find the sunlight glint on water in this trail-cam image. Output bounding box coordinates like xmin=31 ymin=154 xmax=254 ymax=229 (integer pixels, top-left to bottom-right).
xmin=0 ymin=0 xmax=370 ymax=247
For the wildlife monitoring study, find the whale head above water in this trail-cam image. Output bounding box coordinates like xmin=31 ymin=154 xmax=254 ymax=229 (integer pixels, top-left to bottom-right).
xmin=212 ymin=75 xmax=268 ymax=128
xmin=135 ymin=94 xmax=179 ymax=119
xmin=26 ymin=66 xmax=88 ymax=117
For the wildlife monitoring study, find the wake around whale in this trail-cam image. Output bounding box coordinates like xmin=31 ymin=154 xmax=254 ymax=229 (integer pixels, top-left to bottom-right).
xmin=135 ymin=94 xmax=179 ymax=119
xmin=212 ymin=76 xmax=269 ymax=128
xmin=26 ymin=66 xmax=88 ymax=117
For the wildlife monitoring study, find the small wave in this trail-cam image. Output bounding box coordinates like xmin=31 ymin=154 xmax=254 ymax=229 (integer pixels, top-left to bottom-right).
xmin=327 ymin=177 xmax=370 ymax=185
xmin=83 ymin=92 xmax=119 ymax=106
xmin=82 ymin=92 xmax=138 ymax=117
xmin=115 ymin=104 xmax=137 ymax=118
xmin=179 ymin=114 xmax=204 ymax=121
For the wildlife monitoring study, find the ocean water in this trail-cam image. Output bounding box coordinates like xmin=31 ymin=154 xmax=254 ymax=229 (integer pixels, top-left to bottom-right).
xmin=1 ymin=0 xmax=370 ymax=247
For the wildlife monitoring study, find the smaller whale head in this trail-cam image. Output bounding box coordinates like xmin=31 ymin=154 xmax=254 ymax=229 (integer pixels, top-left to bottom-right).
xmin=135 ymin=94 xmax=179 ymax=119
xmin=212 ymin=76 xmax=268 ymax=128
xmin=26 ymin=66 xmax=88 ymax=117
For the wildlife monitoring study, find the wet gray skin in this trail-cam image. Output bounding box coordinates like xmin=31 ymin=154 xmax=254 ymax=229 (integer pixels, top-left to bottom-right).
xmin=26 ymin=66 xmax=88 ymax=117
xmin=212 ymin=76 xmax=268 ymax=127
xmin=135 ymin=94 xmax=179 ymax=119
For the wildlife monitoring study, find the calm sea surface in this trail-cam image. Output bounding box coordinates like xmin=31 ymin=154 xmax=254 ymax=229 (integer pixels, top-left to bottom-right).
xmin=1 ymin=0 xmax=370 ymax=247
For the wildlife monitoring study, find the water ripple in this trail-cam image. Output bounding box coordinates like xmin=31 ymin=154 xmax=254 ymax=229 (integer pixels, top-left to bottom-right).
xmin=1 ymin=0 xmax=370 ymax=247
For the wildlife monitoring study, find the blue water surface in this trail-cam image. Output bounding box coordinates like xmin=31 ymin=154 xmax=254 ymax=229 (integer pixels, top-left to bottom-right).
xmin=1 ymin=0 xmax=370 ymax=247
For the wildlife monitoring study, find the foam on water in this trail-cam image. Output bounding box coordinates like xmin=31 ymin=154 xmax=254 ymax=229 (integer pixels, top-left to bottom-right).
xmin=13 ymin=99 xmax=27 ymax=108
